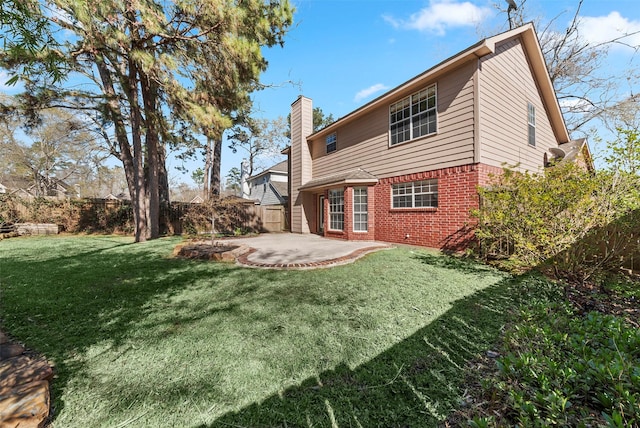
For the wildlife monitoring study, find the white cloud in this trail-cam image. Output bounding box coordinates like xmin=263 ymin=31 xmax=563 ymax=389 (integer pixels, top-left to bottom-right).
xmin=354 ymin=83 xmax=389 ymax=102
xmin=578 ymin=12 xmax=640 ymax=49
xmin=383 ymin=0 xmax=492 ymax=36
xmin=558 ymin=98 xmax=593 ymax=113
xmin=0 ymin=71 xmax=22 ymax=94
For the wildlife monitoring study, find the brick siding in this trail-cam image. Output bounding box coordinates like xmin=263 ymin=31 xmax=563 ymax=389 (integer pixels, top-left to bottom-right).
xmin=373 ymin=163 xmax=502 ymax=250
xmin=319 ymin=163 xmax=502 ymax=250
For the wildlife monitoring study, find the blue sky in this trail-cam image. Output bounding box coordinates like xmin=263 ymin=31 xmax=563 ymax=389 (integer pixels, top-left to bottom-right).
xmin=3 ymin=0 xmax=640 ymax=187
xmin=208 ymin=0 xmax=640 ymax=184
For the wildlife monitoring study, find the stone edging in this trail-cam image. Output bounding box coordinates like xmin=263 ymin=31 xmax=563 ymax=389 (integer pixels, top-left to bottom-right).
xmin=0 ymin=330 xmax=53 ymax=427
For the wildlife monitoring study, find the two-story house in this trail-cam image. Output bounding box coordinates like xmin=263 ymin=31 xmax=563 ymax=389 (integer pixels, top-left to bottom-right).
xmin=286 ymin=24 xmax=589 ymax=250
xmin=245 ymin=160 xmax=289 ymax=206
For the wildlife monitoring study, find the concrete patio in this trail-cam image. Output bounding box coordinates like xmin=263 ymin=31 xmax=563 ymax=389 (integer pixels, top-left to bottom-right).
xmin=223 ymin=233 xmax=391 ymax=269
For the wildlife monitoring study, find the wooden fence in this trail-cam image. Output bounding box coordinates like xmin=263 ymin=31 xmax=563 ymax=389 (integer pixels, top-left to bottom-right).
xmin=254 ymin=205 xmax=288 ymax=232
xmin=0 ymin=196 xmax=288 ymax=235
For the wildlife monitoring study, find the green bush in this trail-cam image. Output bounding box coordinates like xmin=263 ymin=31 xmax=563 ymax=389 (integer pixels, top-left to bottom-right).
xmin=475 ymin=159 xmax=640 ymax=282
xmin=475 ymin=304 xmax=639 ymax=427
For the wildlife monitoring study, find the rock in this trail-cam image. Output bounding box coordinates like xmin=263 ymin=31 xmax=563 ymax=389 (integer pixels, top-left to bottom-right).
xmin=0 ymin=333 xmax=8 ymax=345
xmin=0 ymin=380 xmax=50 ymax=428
xmin=486 ymin=350 xmax=500 ymax=359
xmin=0 ymin=356 xmax=53 ymax=395
xmin=0 ymin=345 xmax=24 ymax=361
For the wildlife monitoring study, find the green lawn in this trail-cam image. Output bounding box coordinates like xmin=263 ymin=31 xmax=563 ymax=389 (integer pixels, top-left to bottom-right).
xmin=1 ymin=235 xmax=531 ymax=427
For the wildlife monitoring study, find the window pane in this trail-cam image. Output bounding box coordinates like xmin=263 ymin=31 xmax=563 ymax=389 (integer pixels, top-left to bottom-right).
xmin=326 ymin=133 xmax=337 ymax=153
xmin=427 ymin=110 xmax=437 ymax=134
xmin=528 ymin=103 xmax=536 ymax=147
xmin=528 ymin=124 xmax=536 ymax=147
xmin=410 ymin=84 xmax=436 ymax=140
xmin=353 ymin=187 xmax=368 ymax=232
xmin=415 ymin=194 xmax=437 ymax=208
xmin=392 ymin=195 xmax=411 ymax=208
xmin=329 ymin=189 xmax=344 ymax=230
xmin=390 ymin=85 xmax=436 ymax=145
xmin=392 ymin=179 xmax=438 ymax=208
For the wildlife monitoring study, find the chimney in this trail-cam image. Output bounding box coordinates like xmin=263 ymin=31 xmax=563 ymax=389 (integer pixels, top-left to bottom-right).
xmin=240 ymin=160 xmax=250 ymax=199
xmin=289 ymin=96 xmax=313 ymax=233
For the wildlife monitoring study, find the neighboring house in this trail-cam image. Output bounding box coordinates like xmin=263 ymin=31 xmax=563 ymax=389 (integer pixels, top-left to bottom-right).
xmin=287 ymin=24 xmax=591 ymax=250
xmin=0 ymin=175 xmax=72 ymax=199
xmin=103 ymin=192 xmax=131 ymax=201
xmin=246 ymin=160 xmax=289 ymax=206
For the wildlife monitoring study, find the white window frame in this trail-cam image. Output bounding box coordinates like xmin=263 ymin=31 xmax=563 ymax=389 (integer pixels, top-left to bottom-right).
xmin=389 ymin=84 xmax=437 ymax=146
xmin=528 ymin=102 xmax=536 ymax=147
xmin=328 ymin=188 xmax=344 ymax=231
xmin=326 ymin=133 xmax=337 ymax=153
xmin=353 ymin=187 xmax=368 ymax=232
xmin=392 ymin=179 xmax=438 ymax=209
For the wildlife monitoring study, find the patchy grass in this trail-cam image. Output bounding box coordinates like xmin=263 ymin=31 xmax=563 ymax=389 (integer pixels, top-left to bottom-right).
xmin=1 ymin=235 xmax=533 ymax=427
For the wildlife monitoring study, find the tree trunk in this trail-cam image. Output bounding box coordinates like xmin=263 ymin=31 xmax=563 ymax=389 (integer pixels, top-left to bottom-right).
xmin=127 ymin=51 xmax=148 ymax=241
xmin=203 ymin=137 xmax=211 ymax=198
xmin=140 ymin=72 xmax=160 ymax=239
xmin=95 ymin=53 xmax=143 ymax=240
xmin=131 ymin=103 xmax=148 ymax=241
xmin=210 ymin=137 xmax=222 ymax=197
xmin=158 ymin=143 xmax=170 ymax=204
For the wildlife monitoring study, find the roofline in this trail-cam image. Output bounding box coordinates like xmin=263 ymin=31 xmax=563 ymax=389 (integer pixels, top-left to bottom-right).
xmin=248 ymin=168 xmax=288 ymax=181
xmin=247 ymin=160 xmax=288 ymax=181
xmin=310 ymin=23 xmax=570 ymax=144
xmin=299 ymin=178 xmax=379 ymax=192
xmin=268 ymin=182 xmax=288 ymax=201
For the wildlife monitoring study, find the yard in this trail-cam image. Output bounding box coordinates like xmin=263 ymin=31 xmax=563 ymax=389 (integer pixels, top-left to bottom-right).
xmin=2 ymin=235 xmax=545 ymax=427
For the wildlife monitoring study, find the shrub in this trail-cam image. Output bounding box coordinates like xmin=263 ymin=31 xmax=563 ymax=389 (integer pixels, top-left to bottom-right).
xmin=180 ymin=198 xmax=260 ymax=236
xmin=475 ymin=160 xmax=640 ymax=282
xmin=0 ymin=195 xmax=134 ymax=234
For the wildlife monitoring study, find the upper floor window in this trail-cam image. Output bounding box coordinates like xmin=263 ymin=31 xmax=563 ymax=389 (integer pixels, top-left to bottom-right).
xmin=326 ymin=133 xmax=337 ymax=153
xmin=392 ymin=179 xmax=438 ymax=209
xmin=390 ymin=84 xmax=437 ymax=146
xmin=528 ymin=102 xmax=536 ymax=147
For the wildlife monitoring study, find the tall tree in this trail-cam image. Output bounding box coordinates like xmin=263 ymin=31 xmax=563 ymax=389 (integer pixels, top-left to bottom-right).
xmin=224 ymin=166 xmax=242 ymax=196
xmin=312 ymin=107 xmax=336 ymax=133
xmin=0 ymin=0 xmax=64 ymax=84
xmin=0 ymin=0 xmax=293 ymax=242
xmin=285 ymin=107 xmax=335 ymax=138
xmin=228 ymin=116 xmax=288 ymax=177
xmin=0 ymin=107 xmax=103 ymax=196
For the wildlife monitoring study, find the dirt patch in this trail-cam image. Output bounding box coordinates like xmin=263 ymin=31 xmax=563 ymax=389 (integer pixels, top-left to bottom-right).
xmin=565 ymin=281 xmax=639 ymax=328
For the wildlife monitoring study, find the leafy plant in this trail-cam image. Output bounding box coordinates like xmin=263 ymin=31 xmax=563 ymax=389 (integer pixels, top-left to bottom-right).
xmin=474 ymin=133 xmax=640 ymax=283
xmin=471 ymin=302 xmax=640 ymax=427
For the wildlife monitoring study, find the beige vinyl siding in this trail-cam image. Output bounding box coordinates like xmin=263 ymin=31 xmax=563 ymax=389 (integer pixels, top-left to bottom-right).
xmin=310 ymin=61 xmax=477 ymax=180
xmin=478 ymin=37 xmax=555 ymax=171
xmin=290 ymin=96 xmax=313 ymax=233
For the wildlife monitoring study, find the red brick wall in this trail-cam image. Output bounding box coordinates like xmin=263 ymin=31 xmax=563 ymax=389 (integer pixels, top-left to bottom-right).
xmin=373 ymin=163 xmax=502 ymax=250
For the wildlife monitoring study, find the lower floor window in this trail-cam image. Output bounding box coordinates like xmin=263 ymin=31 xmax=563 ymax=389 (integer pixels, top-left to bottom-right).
xmin=392 ymin=179 xmax=438 ymax=208
xmin=328 ymin=188 xmax=344 ymax=231
xmin=353 ymin=187 xmax=368 ymax=232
